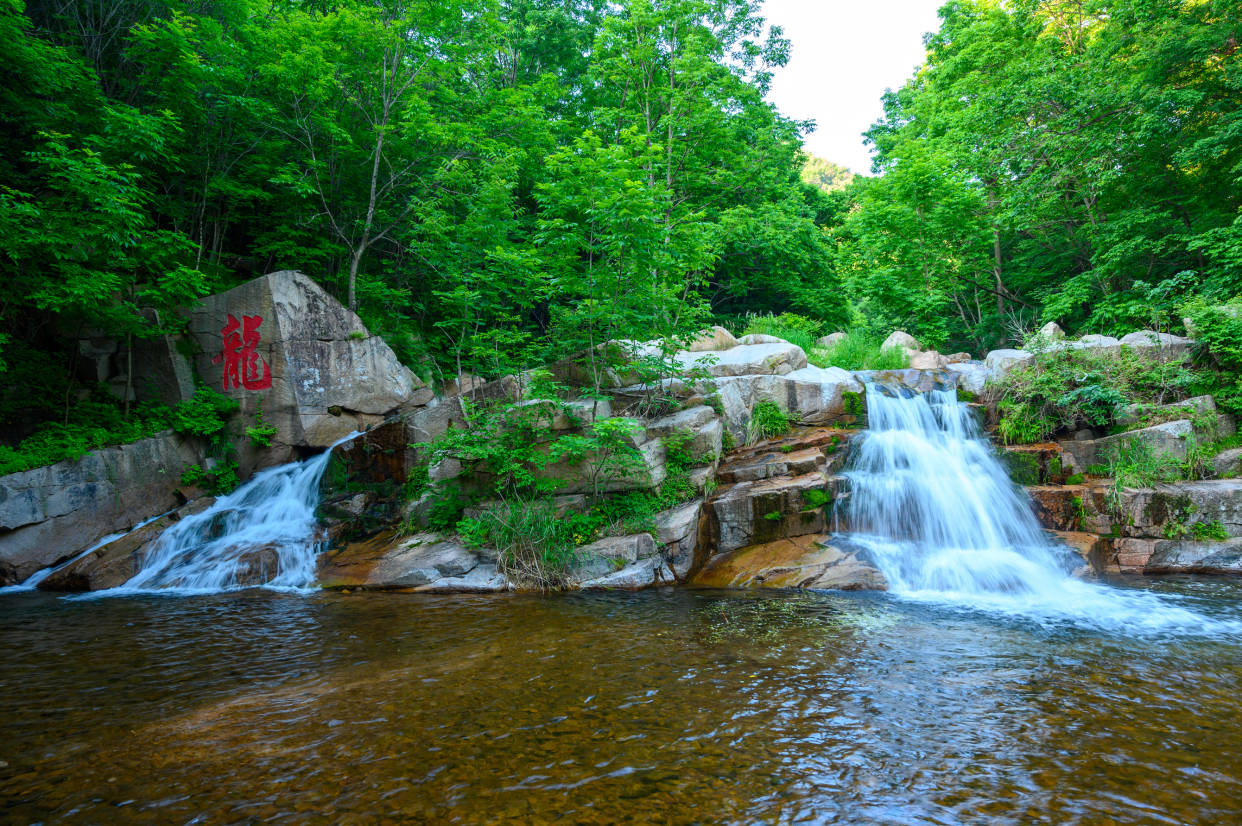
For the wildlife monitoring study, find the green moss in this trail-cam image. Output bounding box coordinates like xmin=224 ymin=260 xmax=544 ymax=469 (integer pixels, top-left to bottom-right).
xmin=1065 ymin=473 xmax=1085 ymax=485
xmin=1001 ymin=451 xmax=1041 ymax=486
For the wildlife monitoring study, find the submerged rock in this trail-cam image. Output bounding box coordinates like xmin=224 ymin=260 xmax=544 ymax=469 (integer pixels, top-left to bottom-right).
xmin=692 ymin=534 xmax=886 ymax=591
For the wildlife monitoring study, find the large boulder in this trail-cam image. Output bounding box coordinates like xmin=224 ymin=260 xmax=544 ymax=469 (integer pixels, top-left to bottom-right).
xmin=691 ymin=534 xmax=886 ymax=591
xmin=686 ymin=326 xmax=740 ymax=352
xmin=984 ymin=348 xmax=1033 ymax=381
xmin=816 ymin=332 xmax=847 ymax=349
xmin=1117 ymin=330 xmax=1194 ymax=361
xmin=672 ymin=342 xmax=807 ymax=378
xmin=1037 ymin=321 xmax=1066 ymax=341
xmin=573 ymin=533 xmax=658 ymax=584
xmin=947 ymin=362 xmax=988 ymax=395
xmin=0 ymin=431 xmax=204 ymax=585
xmin=189 ymin=271 xmax=429 ymax=462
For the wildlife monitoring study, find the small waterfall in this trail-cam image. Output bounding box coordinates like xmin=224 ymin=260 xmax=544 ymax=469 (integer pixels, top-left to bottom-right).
xmin=839 ymin=383 xmax=1239 ymax=634
xmin=111 ymin=435 xmax=355 ymax=594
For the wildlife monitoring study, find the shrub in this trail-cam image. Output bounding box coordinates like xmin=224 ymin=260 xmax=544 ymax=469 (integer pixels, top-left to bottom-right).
xmin=1102 ymin=437 xmax=1183 ymax=514
xmin=740 ymin=312 xmax=821 ymax=353
xmin=1183 ymin=297 xmax=1242 ymax=414
xmin=747 ymin=400 xmax=790 ymax=443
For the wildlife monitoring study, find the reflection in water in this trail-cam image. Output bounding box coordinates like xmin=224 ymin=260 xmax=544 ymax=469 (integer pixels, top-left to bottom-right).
xmin=3 ymin=585 xmax=1242 ymax=824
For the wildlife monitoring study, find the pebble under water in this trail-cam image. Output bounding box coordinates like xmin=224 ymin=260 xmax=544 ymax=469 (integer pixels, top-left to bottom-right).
xmin=3 ymin=583 xmax=1242 ymax=824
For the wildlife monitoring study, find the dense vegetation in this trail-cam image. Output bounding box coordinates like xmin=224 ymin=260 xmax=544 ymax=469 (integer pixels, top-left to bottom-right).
xmin=2 ymin=0 xmax=1240 ymax=473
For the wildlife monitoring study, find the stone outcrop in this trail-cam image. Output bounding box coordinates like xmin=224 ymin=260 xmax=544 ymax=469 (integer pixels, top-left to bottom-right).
xmin=189 ymin=271 xmax=429 ymax=463
xmin=0 ymin=431 xmax=204 ymax=585
xmin=692 ymin=534 xmax=886 ymax=590
xmin=39 ymin=498 xmax=215 ymax=591
xmin=317 ymin=532 xmax=510 ymax=591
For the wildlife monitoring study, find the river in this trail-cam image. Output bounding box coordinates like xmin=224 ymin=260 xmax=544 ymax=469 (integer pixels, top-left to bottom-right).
xmin=4 ymin=582 xmax=1241 ymax=824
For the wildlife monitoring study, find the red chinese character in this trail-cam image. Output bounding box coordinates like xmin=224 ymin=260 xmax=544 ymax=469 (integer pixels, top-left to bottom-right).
xmin=212 ymin=313 xmax=272 ymax=391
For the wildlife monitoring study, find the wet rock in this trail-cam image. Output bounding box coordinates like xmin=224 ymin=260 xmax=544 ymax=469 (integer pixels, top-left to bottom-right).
xmin=687 ymin=326 xmax=740 ymax=351
xmin=39 ymin=498 xmax=216 ymax=591
xmin=0 ymin=431 xmax=205 ymax=585
xmin=1048 ymin=530 xmax=1108 ymax=575
xmin=580 ymin=558 xmax=667 ymax=590
xmin=1143 ymin=538 xmax=1242 ymax=575
xmin=708 ymin=472 xmax=831 ymax=554
xmin=316 ymin=531 xmax=507 ymax=591
xmin=692 ymin=534 xmax=886 ymax=590
xmin=854 ymin=368 xmax=954 ymax=395
xmin=189 ymin=271 xmax=426 ymax=464
xmin=1000 ymin=444 xmax=1069 ymax=486
xmin=673 ymin=342 xmax=807 ymax=378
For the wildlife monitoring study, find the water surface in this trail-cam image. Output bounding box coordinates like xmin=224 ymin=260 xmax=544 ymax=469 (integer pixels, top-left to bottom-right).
xmin=3 ymin=582 xmax=1242 ymax=824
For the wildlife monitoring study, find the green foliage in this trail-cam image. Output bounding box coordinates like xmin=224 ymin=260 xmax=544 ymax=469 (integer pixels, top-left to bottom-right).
xmin=1102 ymin=438 xmax=1183 ymax=515
xmin=801 ymin=488 xmax=831 ymax=511
xmin=1065 ymin=473 xmax=1086 ymax=486
xmin=763 ymin=511 xmax=783 ymax=522
xmin=1183 ymin=299 xmax=1242 ymax=414
xmin=810 ymin=332 xmax=909 ymax=371
xmin=993 ymin=346 xmax=1202 ymax=443
xmin=179 ymin=459 xmax=239 ymax=496
xmin=244 ymin=408 xmax=279 ymax=449
xmin=458 ymin=498 xmax=583 ymax=591
xmin=747 ymin=400 xmax=791 ymax=444
xmin=1192 ymin=521 xmax=1229 ymax=541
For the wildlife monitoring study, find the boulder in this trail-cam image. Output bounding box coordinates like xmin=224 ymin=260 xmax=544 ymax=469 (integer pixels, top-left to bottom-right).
xmin=646 ymin=406 xmax=722 ymax=462
xmin=692 ymin=534 xmax=886 ymax=591
xmin=1144 ymin=538 xmax=1242 ymax=575
xmin=0 ymin=431 xmax=204 ymax=585
xmin=907 ymin=350 xmax=947 ymax=370
xmin=1117 ymin=330 xmax=1194 ymax=361
xmin=38 ymin=498 xmax=216 ymax=591
xmin=580 ymin=557 xmax=666 ymax=590
xmin=1037 ymin=321 xmax=1066 ymax=340
xmin=1214 ymin=448 xmax=1242 ymax=478
xmin=316 ymin=531 xmax=510 ymax=591
xmin=882 ymin=331 xmax=920 ymax=352
xmin=673 ymin=342 xmax=807 ymax=378
xmin=686 ymin=326 xmax=740 ymax=351
xmin=947 ymin=362 xmax=988 ymax=395
xmin=944 ymin=352 xmax=972 ymax=364
xmin=654 ymin=499 xmax=705 ymax=580
xmin=984 ymin=348 xmax=1033 ymax=381
xmin=1059 ymin=419 xmax=1194 ymax=473
xmin=1077 ymin=334 xmax=1121 ymax=349
xmin=816 ymin=332 xmax=848 ymax=349
xmin=189 ymin=271 xmax=428 ymax=463
xmin=572 ymin=533 xmax=658 ymax=582
xmin=737 ymin=333 xmax=790 ymax=345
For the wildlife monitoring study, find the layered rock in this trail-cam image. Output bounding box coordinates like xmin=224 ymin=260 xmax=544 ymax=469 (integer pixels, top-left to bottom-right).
xmin=317 ymin=531 xmax=510 ymax=592
xmin=692 ymin=534 xmax=885 ymax=590
xmin=0 ymin=431 xmax=204 ymax=585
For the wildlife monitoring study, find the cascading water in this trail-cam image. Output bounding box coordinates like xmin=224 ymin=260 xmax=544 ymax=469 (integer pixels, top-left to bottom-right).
xmin=107 ymin=435 xmax=356 ymax=594
xmin=839 ymin=383 xmax=1239 ymax=634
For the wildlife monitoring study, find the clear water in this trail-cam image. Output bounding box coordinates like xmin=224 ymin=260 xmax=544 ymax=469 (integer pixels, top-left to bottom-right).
xmin=839 ymin=386 xmax=1241 ymax=635
xmin=3 ymin=586 xmax=1242 ymax=824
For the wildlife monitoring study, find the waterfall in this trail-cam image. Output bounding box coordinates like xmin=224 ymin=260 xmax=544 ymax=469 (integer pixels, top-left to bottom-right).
xmin=108 ymin=435 xmax=356 ymax=594
xmin=839 ymin=384 xmax=1238 ymax=634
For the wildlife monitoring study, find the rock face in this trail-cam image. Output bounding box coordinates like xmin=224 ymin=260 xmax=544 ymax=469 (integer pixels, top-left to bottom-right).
xmin=189 ymin=271 xmax=428 ymax=462
xmin=39 ymin=498 xmax=215 ymax=591
xmin=713 ymin=367 xmax=864 ymax=442
xmin=0 ymin=431 xmax=204 ymax=585
xmin=317 ymin=532 xmax=510 ymax=591
xmin=692 ymin=534 xmax=886 ymax=590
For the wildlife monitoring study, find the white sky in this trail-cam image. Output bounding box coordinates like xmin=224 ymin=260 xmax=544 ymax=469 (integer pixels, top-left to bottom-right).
xmin=762 ymin=0 xmax=946 ymax=175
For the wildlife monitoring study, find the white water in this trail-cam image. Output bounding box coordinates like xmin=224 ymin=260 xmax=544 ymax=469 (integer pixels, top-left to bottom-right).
xmin=101 ymin=435 xmax=356 ymax=595
xmin=0 ymin=512 xmax=169 ymax=595
xmin=840 ymin=384 xmax=1240 ymax=635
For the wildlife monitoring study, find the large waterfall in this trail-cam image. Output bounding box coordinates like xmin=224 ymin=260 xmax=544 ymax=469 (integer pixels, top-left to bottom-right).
xmin=839 ymin=384 xmax=1237 ymax=634
xmin=108 ymin=437 xmax=354 ymax=594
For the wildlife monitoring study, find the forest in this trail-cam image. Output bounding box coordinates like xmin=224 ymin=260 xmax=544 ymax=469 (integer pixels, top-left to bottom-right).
xmin=1 ymin=0 xmax=1240 ymax=462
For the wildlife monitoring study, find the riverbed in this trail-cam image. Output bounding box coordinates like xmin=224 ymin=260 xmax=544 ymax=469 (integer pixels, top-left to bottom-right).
xmin=3 ymin=579 xmax=1242 ymax=824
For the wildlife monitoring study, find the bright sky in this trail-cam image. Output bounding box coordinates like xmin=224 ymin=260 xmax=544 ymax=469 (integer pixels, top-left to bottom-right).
xmin=762 ymin=0 xmax=946 ymax=175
